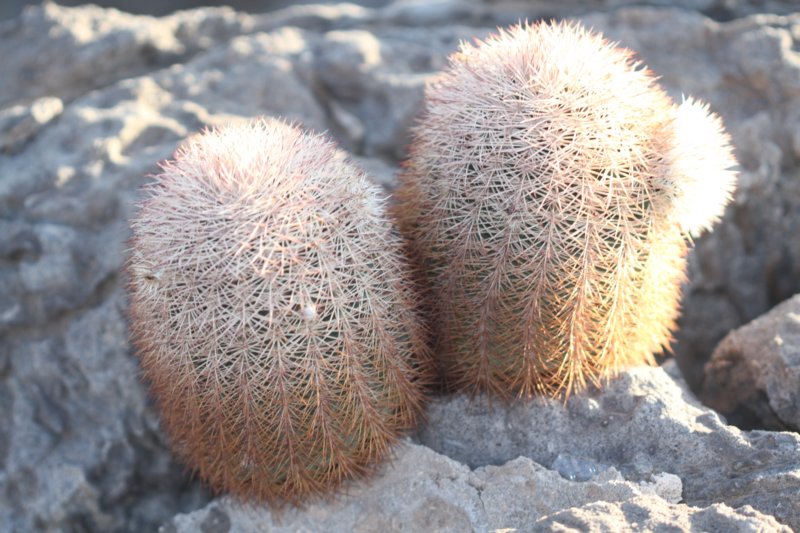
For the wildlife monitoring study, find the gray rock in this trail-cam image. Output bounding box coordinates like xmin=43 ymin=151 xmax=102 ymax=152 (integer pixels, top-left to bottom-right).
xmin=310 ymin=24 xmax=485 ymax=158
xmin=0 ymin=96 xmax=63 ymax=153
xmin=533 ymin=495 xmax=792 ymax=532
xmin=0 ymin=2 xmax=256 ymax=108
xmin=164 ymin=440 xmax=687 ymax=532
xmin=165 ymin=367 xmax=797 ymax=532
xmin=701 ymin=294 xmax=800 ymax=431
xmin=2 ymin=1 xmax=800 ymax=531
xmin=0 ymin=293 xmax=210 ymax=532
xmin=418 ymin=366 xmax=800 ymax=529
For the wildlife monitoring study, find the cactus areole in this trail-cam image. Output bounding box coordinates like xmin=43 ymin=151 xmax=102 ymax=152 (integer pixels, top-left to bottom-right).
xmin=397 ymin=22 xmax=737 ymax=399
xmin=127 ymin=118 xmax=431 ymax=505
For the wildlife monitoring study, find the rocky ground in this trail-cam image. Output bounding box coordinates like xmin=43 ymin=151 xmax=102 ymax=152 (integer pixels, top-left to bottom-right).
xmin=1 ymin=1 xmax=799 ymax=532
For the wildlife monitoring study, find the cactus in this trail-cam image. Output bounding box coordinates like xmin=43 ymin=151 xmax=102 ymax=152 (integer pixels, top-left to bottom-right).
xmin=396 ymin=22 xmax=737 ymax=399
xmin=126 ymin=118 xmax=431 ymax=505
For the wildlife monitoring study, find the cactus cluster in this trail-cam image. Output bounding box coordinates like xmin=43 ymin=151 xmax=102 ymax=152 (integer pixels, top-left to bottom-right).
xmin=127 ymin=118 xmax=431 ymax=505
xmin=396 ymin=22 xmax=736 ymax=399
xmin=126 ymin=21 xmax=736 ymax=506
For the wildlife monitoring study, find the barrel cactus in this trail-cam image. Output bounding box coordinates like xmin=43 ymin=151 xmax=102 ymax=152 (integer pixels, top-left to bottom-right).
xmin=126 ymin=118 xmax=431 ymax=505
xmin=397 ymin=22 xmax=737 ymax=399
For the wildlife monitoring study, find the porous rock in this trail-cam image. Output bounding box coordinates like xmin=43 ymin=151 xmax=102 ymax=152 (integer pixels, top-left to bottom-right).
xmin=0 ymin=96 xmax=63 ymax=153
xmin=164 ymin=439 xmax=687 ymax=532
xmin=0 ymin=1 xmax=254 ymax=108
xmin=418 ymin=365 xmax=800 ymax=529
xmin=533 ymin=495 xmax=791 ymax=532
xmin=165 ymin=366 xmax=799 ymax=532
xmin=701 ymin=294 xmax=800 ymax=431
xmin=1 ymin=1 xmax=800 ymax=532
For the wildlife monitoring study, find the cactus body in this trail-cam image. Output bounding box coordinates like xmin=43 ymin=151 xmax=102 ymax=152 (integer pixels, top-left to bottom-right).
xmin=397 ymin=22 xmax=736 ymax=398
xmin=127 ymin=118 xmax=431 ymax=505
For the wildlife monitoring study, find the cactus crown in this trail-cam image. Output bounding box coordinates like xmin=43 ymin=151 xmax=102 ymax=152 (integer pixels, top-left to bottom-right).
xmin=127 ymin=118 xmax=431 ymax=505
xmin=397 ymin=21 xmax=737 ymax=398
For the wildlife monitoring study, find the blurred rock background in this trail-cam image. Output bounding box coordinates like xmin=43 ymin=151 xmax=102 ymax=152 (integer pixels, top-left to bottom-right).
xmin=3 ymin=0 xmax=800 ymax=21
xmin=0 ymin=0 xmax=390 ymax=22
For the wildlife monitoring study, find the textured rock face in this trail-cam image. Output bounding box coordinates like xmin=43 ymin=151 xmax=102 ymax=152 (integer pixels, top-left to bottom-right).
xmin=0 ymin=3 xmax=254 ymax=108
xmin=165 ymin=367 xmax=799 ymax=532
xmin=164 ymin=448 xmax=781 ymax=532
xmin=701 ymin=294 xmax=800 ymax=431
xmin=418 ymin=366 xmax=800 ymax=529
xmin=533 ymin=496 xmax=792 ymax=533
xmin=1 ymin=1 xmax=800 ymax=532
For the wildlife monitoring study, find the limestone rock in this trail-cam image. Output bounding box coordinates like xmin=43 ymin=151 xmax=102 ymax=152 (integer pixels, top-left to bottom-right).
xmin=0 ymin=96 xmax=63 ymax=153
xmin=163 ymin=440 xmax=687 ymax=532
xmin=0 ymin=1 xmax=255 ymax=108
xmin=702 ymin=294 xmax=800 ymax=430
xmin=533 ymin=495 xmax=791 ymax=532
xmin=417 ymin=366 xmax=800 ymax=530
xmin=165 ymin=367 xmax=799 ymax=532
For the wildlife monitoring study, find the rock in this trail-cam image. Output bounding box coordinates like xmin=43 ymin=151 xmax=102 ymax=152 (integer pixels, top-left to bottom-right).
xmin=701 ymin=294 xmax=800 ymax=431
xmin=165 ymin=367 xmax=798 ymax=532
xmin=163 ymin=440 xmax=687 ymax=532
xmin=2 ymin=1 xmax=800 ymax=531
xmin=0 ymin=294 xmax=210 ymax=532
xmin=417 ymin=366 xmax=800 ymax=530
xmin=310 ymin=24 xmax=486 ymax=158
xmin=533 ymin=495 xmax=792 ymax=532
xmin=0 ymin=2 xmax=255 ymax=108
xmin=0 ymin=96 xmax=63 ymax=153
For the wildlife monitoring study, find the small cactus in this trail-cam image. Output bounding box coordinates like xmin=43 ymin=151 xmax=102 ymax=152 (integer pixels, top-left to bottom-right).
xmin=397 ymin=22 xmax=737 ymax=399
xmin=126 ymin=118 xmax=431 ymax=505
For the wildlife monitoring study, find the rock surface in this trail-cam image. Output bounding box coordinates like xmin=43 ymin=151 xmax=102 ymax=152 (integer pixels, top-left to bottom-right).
xmin=164 ymin=449 xmax=787 ymax=532
xmin=0 ymin=96 xmax=63 ymax=153
xmin=165 ymin=367 xmax=799 ymax=532
xmin=702 ymin=294 xmax=800 ymax=431
xmin=418 ymin=365 xmax=800 ymax=530
xmin=1 ymin=1 xmax=800 ymax=532
xmin=533 ymin=495 xmax=792 ymax=533
xmin=165 ymin=441 xmax=678 ymax=533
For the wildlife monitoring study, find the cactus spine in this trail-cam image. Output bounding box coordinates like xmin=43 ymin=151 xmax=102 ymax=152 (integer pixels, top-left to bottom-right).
xmin=397 ymin=22 xmax=737 ymax=399
xmin=127 ymin=118 xmax=431 ymax=505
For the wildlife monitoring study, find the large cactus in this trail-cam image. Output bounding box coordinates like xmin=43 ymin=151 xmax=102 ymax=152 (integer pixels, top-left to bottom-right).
xmin=126 ymin=118 xmax=431 ymax=505
xmin=397 ymin=22 xmax=737 ymax=399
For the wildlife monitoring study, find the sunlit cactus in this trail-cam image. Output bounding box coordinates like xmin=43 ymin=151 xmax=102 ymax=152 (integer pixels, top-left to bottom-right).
xmin=397 ymin=22 xmax=737 ymax=399
xmin=126 ymin=118 xmax=432 ymax=505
